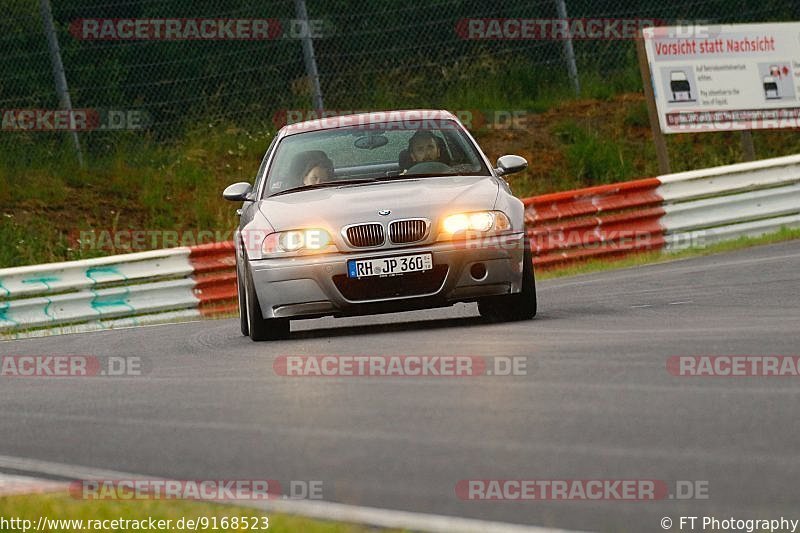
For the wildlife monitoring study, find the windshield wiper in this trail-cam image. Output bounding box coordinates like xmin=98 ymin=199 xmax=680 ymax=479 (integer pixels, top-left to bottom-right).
xmin=399 ymin=172 xmax=464 ymax=179
xmin=404 ymin=172 xmax=490 ymax=178
xmin=339 ymin=175 xmax=425 ymax=184
xmin=268 ymin=178 xmax=378 ymax=197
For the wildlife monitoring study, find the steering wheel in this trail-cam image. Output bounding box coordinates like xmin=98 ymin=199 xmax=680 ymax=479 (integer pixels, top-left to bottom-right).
xmin=405 ymin=161 xmax=452 ymax=174
xmin=448 ymin=163 xmax=476 ymax=174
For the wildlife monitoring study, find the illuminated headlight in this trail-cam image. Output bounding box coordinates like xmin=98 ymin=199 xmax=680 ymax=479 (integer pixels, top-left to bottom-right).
xmin=262 ymin=228 xmax=333 ymax=255
xmin=440 ymin=211 xmax=511 ymax=237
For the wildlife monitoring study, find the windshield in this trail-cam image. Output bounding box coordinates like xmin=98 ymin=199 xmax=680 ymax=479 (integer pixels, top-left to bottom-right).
xmin=264 ymin=119 xmax=490 ymax=197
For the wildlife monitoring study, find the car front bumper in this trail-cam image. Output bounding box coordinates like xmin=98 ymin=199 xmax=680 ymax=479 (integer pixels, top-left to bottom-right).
xmin=248 ymin=232 xmax=527 ymax=319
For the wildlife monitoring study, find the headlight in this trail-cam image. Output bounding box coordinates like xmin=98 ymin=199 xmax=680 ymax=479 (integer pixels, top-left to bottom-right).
xmin=440 ymin=211 xmax=512 ymax=238
xmin=262 ymin=228 xmax=333 ymax=255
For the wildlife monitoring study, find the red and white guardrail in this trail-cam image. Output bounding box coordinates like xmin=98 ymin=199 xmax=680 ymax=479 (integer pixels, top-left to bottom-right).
xmin=527 ymin=153 xmax=800 ymax=267
xmin=2 ymin=154 xmax=800 ymax=335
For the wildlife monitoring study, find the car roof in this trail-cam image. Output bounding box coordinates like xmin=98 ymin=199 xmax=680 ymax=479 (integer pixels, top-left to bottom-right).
xmin=279 ymin=109 xmax=459 ymax=136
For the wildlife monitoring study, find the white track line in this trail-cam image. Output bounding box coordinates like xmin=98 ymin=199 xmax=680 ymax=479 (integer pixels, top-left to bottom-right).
xmin=0 ymin=454 xmax=588 ymax=533
xmin=541 ymin=248 xmax=800 ymax=291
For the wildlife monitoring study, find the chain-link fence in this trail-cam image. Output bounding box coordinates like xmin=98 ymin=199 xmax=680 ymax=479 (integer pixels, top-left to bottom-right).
xmin=2 ymin=0 xmax=799 ymax=149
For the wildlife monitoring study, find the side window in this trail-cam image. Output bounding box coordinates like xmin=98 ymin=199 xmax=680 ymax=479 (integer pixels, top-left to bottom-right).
xmin=253 ymin=136 xmax=278 ymax=196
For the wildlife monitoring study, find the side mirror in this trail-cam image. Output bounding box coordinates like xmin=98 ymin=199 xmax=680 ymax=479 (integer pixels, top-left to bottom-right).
xmin=495 ymin=155 xmax=528 ymax=176
xmin=223 ymin=182 xmax=253 ymax=202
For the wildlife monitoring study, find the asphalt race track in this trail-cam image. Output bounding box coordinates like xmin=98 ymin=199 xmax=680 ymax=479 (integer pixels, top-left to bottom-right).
xmin=2 ymin=241 xmax=800 ymax=532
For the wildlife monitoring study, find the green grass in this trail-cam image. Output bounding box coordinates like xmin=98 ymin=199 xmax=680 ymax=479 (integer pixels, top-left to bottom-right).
xmin=0 ymin=125 xmax=269 ymax=267
xmin=0 ymin=492 xmax=405 ymax=532
xmin=623 ymin=101 xmax=650 ymax=129
xmin=551 ymin=120 xmax=635 ymax=185
xmin=536 ymin=227 xmax=800 ymax=280
xmin=5 ymin=57 xmax=800 ymax=269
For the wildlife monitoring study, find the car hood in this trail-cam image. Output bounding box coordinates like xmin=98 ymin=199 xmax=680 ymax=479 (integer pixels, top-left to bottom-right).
xmin=258 ymin=175 xmax=499 ymax=230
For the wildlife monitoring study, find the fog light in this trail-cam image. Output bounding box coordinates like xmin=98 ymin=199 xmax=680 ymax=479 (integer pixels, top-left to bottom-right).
xmin=470 ymin=262 xmax=487 ymax=280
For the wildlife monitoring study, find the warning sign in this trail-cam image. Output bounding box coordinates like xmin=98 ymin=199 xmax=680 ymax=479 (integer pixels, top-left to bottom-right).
xmin=642 ymin=22 xmax=800 ymax=133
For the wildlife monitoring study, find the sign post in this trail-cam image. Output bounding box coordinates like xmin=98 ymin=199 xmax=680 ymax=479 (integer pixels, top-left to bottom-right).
xmin=636 ymin=35 xmax=671 ymax=174
xmin=740 ymin=130 xmax=756 ymax=161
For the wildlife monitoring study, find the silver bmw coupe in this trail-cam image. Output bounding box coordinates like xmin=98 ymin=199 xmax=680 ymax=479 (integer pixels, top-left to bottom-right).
xmin=223 ymin=110 xmax=536 ymax=340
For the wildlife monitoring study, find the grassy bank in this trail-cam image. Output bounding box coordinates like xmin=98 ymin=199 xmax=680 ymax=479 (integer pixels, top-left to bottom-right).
xmin=3 ymin=89 xmax=800 ymax=268
xmin=0 ymin=492 xmax=403 ymax=533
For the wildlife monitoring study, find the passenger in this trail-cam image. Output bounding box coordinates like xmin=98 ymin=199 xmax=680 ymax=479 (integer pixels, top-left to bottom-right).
xmin=291 ymin=150 xmax=335 ymax=186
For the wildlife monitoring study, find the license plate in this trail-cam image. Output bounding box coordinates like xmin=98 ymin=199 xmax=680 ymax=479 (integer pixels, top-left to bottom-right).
xmin=347 ymin=253 xmax=433 ymax=278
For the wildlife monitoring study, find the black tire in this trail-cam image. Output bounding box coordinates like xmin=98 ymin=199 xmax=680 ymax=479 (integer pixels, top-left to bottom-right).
xmin=244 ymin=262 xmax=290 ymax=341
xmin=237 ymin=258 xmax=249 ymax=336
xmin=478 ymin=241 xmax=537 ymax=322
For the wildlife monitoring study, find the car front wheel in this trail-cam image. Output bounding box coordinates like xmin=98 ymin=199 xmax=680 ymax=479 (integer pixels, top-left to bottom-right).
xmin=237 ymin=258 xmax=249 ymax=337
xmin=478 ymin=241 xmax=537 ymax=322
xmin=244 ymin=261 xmax=290 ymax=341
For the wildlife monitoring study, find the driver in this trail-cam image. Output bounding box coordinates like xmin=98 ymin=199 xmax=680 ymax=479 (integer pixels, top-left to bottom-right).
xmin=408 ymin=130 xmax=441 ymax=164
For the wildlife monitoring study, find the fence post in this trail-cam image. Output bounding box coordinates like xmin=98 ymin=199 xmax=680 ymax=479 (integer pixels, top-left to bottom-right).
xmin=39 ymin=0 xmax=84 ymax=167
xmin=555 ymin=0 xmax=580 ymax=96
xmin=294 ymin=0 xmax=324 ymax=113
